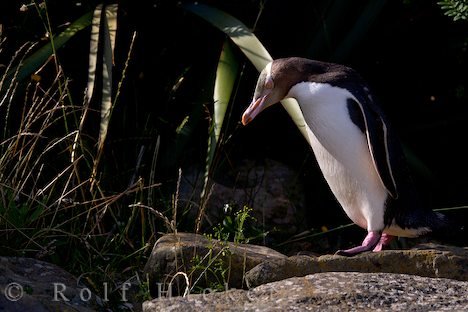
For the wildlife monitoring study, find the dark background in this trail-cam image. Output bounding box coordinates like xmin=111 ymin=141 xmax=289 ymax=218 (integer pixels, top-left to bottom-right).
xmin=1 ymin=0 xmax=467 ymax=249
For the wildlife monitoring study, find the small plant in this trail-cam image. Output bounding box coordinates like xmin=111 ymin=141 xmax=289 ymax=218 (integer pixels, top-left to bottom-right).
xmin=187 ymin=204 xmax=267 ymax=292
xmin=188 ymin=234 xmax=231 ymax=293
xmin=213 ymin=203 xmax=267 ymax=244
xmin=438 ymin=0 xmax=468 ymax=21
xmin=136 ymin=274 xmax=152 ymax=302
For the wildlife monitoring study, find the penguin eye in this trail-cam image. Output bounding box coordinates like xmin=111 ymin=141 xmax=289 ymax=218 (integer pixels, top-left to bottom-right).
xmin=264 ymin=77 xmax=274 ymax=89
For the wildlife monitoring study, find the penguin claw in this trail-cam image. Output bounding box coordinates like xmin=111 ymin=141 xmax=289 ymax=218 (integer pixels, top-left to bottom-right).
xmin=334 ymin=246 xmax=372 ymax=257
xmin=334 ymin=250 xmax=354 ymax=257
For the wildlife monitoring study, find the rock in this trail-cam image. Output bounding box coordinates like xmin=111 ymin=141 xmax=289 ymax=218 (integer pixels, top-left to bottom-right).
xmin=0 ymin=257 xmax=100 ymax=311
xmin=143 ymin=271 xmax=468 ymax=311
xmin=178 ymin=159 xmax=306 ymax=237
xmin=143 ymin=232 xmax=287 ymax=294
xmin=245 ymin=243 xmax=468 ymax=288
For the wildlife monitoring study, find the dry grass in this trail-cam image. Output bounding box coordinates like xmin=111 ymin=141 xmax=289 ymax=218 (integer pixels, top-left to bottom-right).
xmin=0 ymin=37 xmax=171 ymax=307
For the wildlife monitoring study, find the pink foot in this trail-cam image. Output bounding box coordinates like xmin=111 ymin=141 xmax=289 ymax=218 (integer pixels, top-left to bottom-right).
xmin=335 ymin=231 xmax=381 ymax=256
xmin=372 ymin=233 xmax=394 ymax=252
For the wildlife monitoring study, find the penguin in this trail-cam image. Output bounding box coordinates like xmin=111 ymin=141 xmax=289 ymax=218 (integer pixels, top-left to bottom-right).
xmin=241 ymin=57 xmax=448 ymax=256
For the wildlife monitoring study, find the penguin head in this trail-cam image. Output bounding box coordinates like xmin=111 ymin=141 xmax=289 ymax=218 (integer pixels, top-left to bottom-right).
xmin=242 ymin=57 xmax=316 ymax=126
xmin=242 ymin=61 xmax=285 ymax=125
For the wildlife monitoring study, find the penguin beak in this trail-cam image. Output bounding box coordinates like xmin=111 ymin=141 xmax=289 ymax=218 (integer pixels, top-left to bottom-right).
xmin=242 ymin=95 xmax=267 ymax=126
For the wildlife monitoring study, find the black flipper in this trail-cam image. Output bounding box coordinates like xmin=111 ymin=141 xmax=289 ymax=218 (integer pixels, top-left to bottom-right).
xmin=347 ymin=97 xmax=399 ymax=199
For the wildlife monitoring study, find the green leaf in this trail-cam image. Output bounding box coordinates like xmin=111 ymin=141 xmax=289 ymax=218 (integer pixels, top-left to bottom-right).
xmin=183 ymin=3 xmax=313 ymax=145
xmin=98 ymin=4 xmax=118 ymax=149
xmin=28 ymin=206 xmax=44 ymax=224
xmin=438 ymin=0 xmax=468 ymax=21
xmin=85 ymin=5 xmax=102 ymax=103
xmin=183 ymin=3 xmax=271 ymax=71
xmin=89 ymin=4 xmax=118 ymax=184
xmin=5 ymin=11 xmax=93 ymax=83
xmin=204 ymin=39 xmax=239 ymax=185
xmin=213 ymin=40 xmax=239 ymax=143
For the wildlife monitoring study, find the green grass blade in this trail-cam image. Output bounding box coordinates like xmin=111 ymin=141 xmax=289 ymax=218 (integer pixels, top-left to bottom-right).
xmin=183 ymin=3 xmax=312 ymax=145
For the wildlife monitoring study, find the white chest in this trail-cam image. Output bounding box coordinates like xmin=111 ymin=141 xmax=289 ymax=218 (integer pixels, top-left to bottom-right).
xmin=287 ymin=82 xmax=388 ymax=230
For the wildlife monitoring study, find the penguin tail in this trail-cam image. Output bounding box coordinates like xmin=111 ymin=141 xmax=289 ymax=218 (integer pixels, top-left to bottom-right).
xmin=426 ymin=211 xmax=466 ymax=246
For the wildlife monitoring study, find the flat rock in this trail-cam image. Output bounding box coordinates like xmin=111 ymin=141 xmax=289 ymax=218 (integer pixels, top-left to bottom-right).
xmin=143 ymin=232 xmax=287 ymax=293
xmin=0 ymin=257 xmax=100 ymax=312
xmin=245 ymin=243 xmax=468 ymax=288
xmin=143 ymin=271 xmax=468 ymax=311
